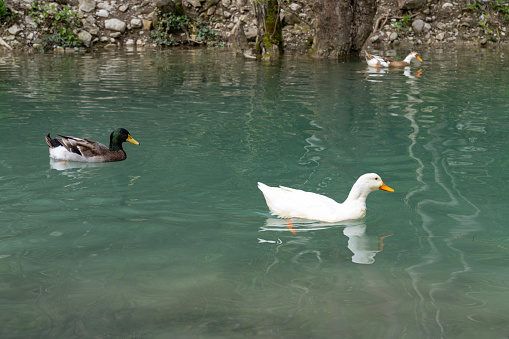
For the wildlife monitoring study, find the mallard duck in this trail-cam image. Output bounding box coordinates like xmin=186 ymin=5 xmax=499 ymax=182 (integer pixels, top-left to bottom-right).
xmin=364 ymin=51 xmax=422 ymax=67
xmin=258 ymin=173 xmax=394 ymax=223
xmin=45 ymin=128 xmax=139 ymax=162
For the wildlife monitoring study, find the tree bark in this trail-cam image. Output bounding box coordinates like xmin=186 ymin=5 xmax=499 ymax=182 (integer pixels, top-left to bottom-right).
xmin=312 ymin=0 xmax=376 ymax=58
xmin=252 ymin=0 xmax=284 ymax=59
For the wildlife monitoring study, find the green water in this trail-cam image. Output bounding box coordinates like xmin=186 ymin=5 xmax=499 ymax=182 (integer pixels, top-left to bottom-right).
xmin=1 ymin=48 xmax=509 ymax=338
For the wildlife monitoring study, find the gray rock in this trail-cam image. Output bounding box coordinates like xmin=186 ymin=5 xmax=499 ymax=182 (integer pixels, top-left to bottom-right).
xmin=83 ymin=16 xmax=97 ymax=25
xmin=424 ymin=23 xmax=431 ymax=32
xmin=289 ymin=3 xmax=302 ymax=11
xmin=412 ymin=19 xmax=425 ymax=34
xmin=88 ymin=26 xmax=100 ymax=36
xmin=221 ymin=0 xmax=231 ymax=6
xmin=397 ymin=0 xmax=426 ymax=10
xmin=25 ymin=16 xmax=38 ymax=28
xmin=97 ymin=2 xmax=114 ymax=11
xmin=118 ymin=5 xmax=128 ymax=12
xmin=79 ymin=0 xmax=96 ymax=13
xmin=436 ymin=32 xmax=445 ymax=40
xmin=131 ymin=18 xmax=143 ymax=28
xmin=223 ymin=10 xmax=232 ymax=19
xmin=437 ymin=22 xmax=446 ymax=30
xmin=187 ymin=0 xmax=201 ymax=7
xmin=370 ymin=35 xmax=380 ymax=43
xmin=105 ymin=19 xmax=126 ymax=32
xmin=389 ymin=32 xmax=398 ymax=41
xmin=236 ymin=0 xmax=248 ymax=6
xmin=78 ymin=30 xmax=92 ymax=46
xmin=96 ymin=9 xmax=109 ymax=17
xmin=8 ymin=24 xmax=23 ymax=36
xmin=442 ymin=2 xmax=453 ymax=8
xmin=244 ymin=25 xmax=258 ymax=41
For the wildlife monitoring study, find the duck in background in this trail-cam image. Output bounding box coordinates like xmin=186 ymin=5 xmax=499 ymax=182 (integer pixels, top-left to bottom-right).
xmin=364 ymin=50 xmax=423 ymax=67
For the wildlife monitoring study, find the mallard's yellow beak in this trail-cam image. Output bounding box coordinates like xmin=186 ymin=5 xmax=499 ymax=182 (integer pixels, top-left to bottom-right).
xmin=127 ymin=134 xmax=140 ymax=145
xmin=417 ymin=56 xmax=423 ymax=62
xmin=379 ymin=183 xmax=394 ymax=192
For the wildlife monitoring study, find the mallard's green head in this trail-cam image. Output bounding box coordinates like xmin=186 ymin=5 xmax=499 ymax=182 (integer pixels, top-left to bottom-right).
xmin=109 ymin=128 xmax=140 ymax=151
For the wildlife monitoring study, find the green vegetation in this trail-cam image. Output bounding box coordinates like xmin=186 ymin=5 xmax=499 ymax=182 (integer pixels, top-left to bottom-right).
xmin=0 ymin=0 xmax=8 ymax=19
xmin=391 ymin=14 xmax=412 ymax=33
xmin=193 ymin=19 xmax=222 ymax=45
xmin=466 ymin=0 xmax=509 ymax=40
xmin=151 ymin=12 xmax=222 ymax=47
xmin=27 ymin=1 xmax=83 ymax=50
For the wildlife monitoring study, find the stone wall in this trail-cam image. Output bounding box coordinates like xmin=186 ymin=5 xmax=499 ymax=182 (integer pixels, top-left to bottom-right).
xmin=0 ymin=0 xmax=315 ymax=53
xmin=1 ymin=0 xmax=507 ymax=54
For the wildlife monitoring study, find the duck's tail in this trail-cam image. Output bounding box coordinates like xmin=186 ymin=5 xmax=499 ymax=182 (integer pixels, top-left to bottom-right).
xmin=45 ymin=134 xmax=62 ymax=148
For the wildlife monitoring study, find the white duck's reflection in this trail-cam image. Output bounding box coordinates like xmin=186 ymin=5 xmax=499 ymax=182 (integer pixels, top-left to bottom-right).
xmin=358 ymin=66 xmax=423 ymax=82
xmin=258 ymin=218 xmax=391 ymax=265
xmin=343 ymin=223 xmax=392 ymax=264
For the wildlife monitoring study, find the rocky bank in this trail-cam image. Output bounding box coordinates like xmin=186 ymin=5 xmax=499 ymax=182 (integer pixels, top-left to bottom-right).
xmin=1 ymin=0 xmax=508 ymax=55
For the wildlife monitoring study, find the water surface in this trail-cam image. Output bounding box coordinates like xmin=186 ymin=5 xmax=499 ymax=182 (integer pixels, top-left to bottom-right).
xmin=1 ymin=48 xmax=509 ymax=338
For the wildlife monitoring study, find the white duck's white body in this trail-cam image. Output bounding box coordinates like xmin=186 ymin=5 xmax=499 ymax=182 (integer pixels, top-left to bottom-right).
xmin=365 ymin=51 xmax=422 ymax=68
xmin=258 ymin=173 xmax=393 ymax=223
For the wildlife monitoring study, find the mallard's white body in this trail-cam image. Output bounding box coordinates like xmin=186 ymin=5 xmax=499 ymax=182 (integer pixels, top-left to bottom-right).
xmin=48 ymin=140 xmax=110 ymax=162
xmin=258 ymin=173 xmax=393 ymax=223
xmin=45 ymin=128 xmax=139 ymax=163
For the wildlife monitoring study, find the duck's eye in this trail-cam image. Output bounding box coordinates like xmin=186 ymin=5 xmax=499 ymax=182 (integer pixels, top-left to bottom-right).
xmin=375 ymin=177 xmax=379 ymax=180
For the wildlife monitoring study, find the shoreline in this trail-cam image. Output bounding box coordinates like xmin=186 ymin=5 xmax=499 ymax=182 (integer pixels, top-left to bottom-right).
xmin=1 ymin=0 xmax=508 ymax=56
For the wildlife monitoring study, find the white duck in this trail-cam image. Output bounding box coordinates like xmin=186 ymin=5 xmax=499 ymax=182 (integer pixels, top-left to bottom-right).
xmin=258 ymin=173 xmax=394 ymax=223
xmin=364 ymin=51 xmax=422 ymax=67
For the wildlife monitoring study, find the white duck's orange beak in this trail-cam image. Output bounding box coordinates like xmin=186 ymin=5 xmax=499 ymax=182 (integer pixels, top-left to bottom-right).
xmin=379 ymin=182 xmax=394 ymax=192
xmin=417 ymin=56 xmax=423 ymax=62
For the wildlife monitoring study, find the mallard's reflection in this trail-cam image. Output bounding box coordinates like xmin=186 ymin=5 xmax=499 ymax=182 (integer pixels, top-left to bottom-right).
xmin=48 ymin=158 xmax=111 ymax=179
xmin=49 ymin=158 xmax=110 ymax=171
xmin=258 ymin=218 xmax=390 ymax=265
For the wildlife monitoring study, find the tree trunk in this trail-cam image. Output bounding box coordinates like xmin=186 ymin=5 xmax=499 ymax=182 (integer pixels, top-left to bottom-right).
xmin=252 ymin=0 xmax=284 ymax=59
xmin=312 ymin=0 xmax=376 ymax=58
